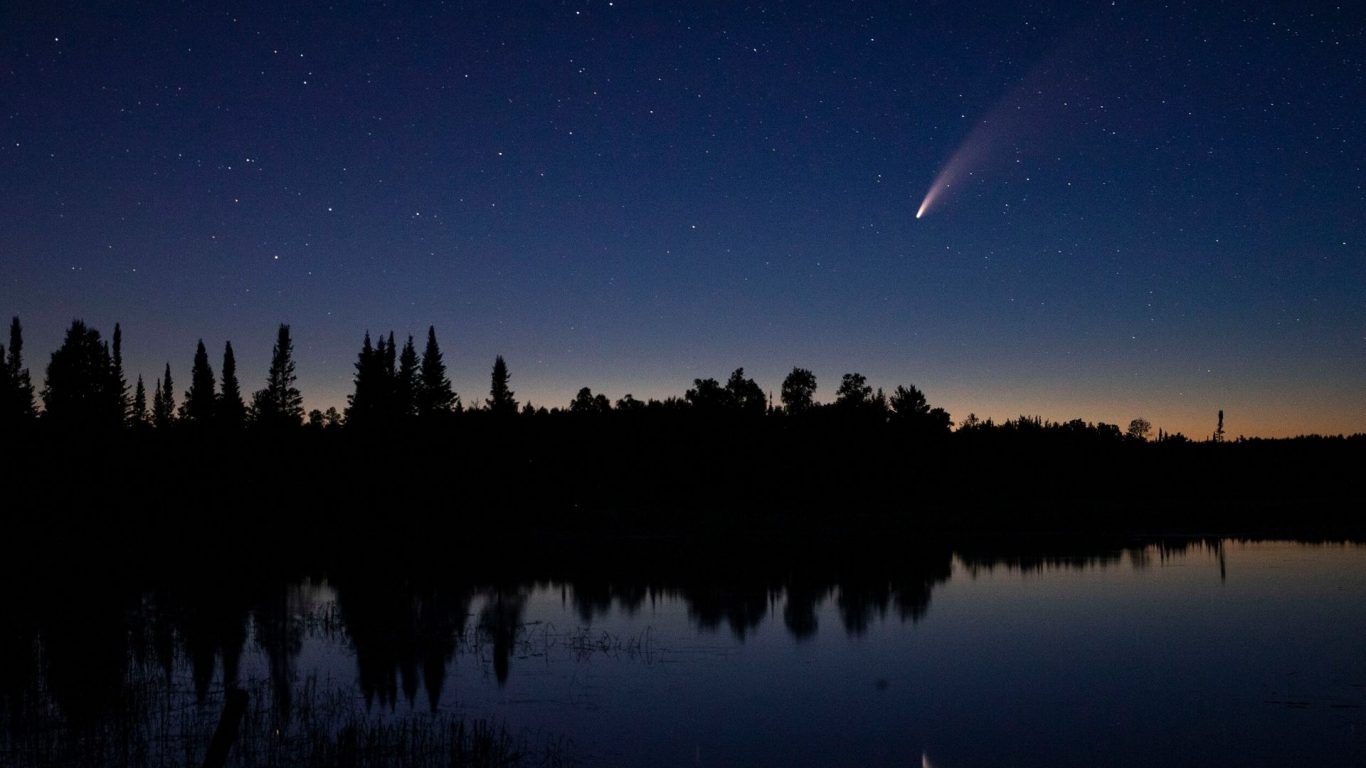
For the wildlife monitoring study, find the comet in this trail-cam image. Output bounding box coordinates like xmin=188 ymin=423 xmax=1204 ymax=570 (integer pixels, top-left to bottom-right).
xmin=915 ymin=113 xmax=1004 ymax=220
xmin=915 ymin=29 xmax=1084 ymax=219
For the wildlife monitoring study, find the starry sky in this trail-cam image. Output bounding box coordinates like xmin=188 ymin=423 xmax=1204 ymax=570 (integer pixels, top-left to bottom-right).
xmin=2 ymin=1 xmax=1362 ymax=437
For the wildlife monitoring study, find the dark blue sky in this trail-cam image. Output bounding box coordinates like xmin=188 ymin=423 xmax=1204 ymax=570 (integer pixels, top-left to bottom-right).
xmin=2 ymin=1 xmax=1362 ymax=436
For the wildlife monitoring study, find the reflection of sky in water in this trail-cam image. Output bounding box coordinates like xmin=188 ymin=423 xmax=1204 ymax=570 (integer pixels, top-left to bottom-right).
xmin=223 ymin=542 xmax=1366 ymax=767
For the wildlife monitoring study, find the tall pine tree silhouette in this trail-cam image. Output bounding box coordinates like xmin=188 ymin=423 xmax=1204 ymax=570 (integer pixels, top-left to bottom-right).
xmin=151 ymin=377 xmax=164 ymax=427
xmin=417 ymin=326 xmax=457 ymax=417
xmin=346 ymin=331 xmax=383 ymax=427
xmin=181 ymin=340 xmax=217 ymax=425
xmin=1 ymin=316 xmax=36 ymax=425
xmin=381 ymin=332 xmax=397 ymax=420
xmin=152 ymin=364 xmax=176 ymax=428
xmin=131 ymin=375 xmax=148 ymax=429
xmin=218 ymin=341 xmax=245 ymax=428
xmin=251 ymin=324 xmax=303 ymax=427
xmin=0 ymin=330 xmax=10 ymax=423
xmin=487 ymin=355 xmax=516 ymax=414
xmin=395 ymin=335 xmax=419 ymax=421
xmin=110 ymin=323 xmax=129 ymax=426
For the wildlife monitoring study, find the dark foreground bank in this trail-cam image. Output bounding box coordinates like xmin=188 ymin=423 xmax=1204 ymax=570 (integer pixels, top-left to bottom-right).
xmin=4 ymin=418 xmax=1363 ymax=556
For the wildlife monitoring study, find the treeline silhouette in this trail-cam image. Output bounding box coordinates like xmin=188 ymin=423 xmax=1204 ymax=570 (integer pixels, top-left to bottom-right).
xmin=2 ymin=316 xmax=1363 ymax=540
xmin=1 ymin=317 xmax=958 ymax=433
xmin=1 ymin=318 xmax=304 ymax=432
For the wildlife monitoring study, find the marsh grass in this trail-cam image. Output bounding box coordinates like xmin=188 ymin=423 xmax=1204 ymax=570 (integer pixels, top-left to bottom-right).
xmin=0 ymin=670 xmax=573 ymax=768
xmin=560 ymin=625 xmax=659 ymax=664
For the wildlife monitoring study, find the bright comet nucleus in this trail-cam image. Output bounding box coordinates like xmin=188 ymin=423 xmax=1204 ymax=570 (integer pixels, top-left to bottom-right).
xmin=916 ymin=177 xmax=946 ymax=219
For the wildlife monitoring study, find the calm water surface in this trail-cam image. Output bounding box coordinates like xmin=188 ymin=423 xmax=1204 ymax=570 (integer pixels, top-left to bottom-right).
xmin=3 ymin=539 xmax=1365 ymax=767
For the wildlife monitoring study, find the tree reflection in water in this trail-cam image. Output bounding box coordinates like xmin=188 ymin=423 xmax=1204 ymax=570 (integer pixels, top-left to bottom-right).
xmin=0 ymin=536 xmax=1248 ymax=765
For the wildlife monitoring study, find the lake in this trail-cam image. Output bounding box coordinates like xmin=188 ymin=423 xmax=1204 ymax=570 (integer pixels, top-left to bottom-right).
xmin=2 ymin=538 xmax=1363 ymax=766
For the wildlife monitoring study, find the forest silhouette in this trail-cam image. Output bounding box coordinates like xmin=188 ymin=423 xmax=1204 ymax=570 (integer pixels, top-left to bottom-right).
xmin=1 ymin=316 xmax=1362 ymax=546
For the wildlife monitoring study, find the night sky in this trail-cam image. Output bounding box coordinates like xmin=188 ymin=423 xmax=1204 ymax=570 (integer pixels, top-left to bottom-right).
xmin=2 ymin=2 xmax=1362 ymax=437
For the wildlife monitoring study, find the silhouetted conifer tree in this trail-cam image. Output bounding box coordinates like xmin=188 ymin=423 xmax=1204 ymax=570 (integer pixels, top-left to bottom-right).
xmin=780 ymin=367 xmax=817 ymax=414
xmin=0 ymin=316 xmax=36 ymax=425
xmin=131 ymin=375 xmax=148 ymax=428
xmin=42 ymin=320 xmax=120 ymax=429
xmin=110 ymin=323 xmax=129 ymax=425
xmin=218 ymin=341 xmax=246 ymax=428
xmin=251 ymin=324 xmax=303 ymax=427
xmin=181 ymin=340 xmax=217 ymax=425
xmin=395 ymin=335 xmax=419 ymax=421
xmin=380 ymin=334 xmax=396 ymax=416
xmin=416 ymin=326 xmax=457 ymax=417
xmin=346 ymin=332 xmax=385 ymax=427
xmin=383 ymin=331 xmax=397 ymax=396
xmin=151 ymin=377 xmax=163 ymax=427
xmin=487 ymin=355 xmax=516 ymax=414
xmin=0 ymin=338 xmax=9 ymax=422
xmin=349 ymin=331 xmax=400 ymax=424
xmin=152 ymin=364 xmax=176 ymax=428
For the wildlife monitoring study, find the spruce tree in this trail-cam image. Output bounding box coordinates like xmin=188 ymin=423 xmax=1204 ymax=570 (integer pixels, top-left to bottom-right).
xmin=152 ymin=364 xmax=176 ymax=428
xmin=1 ymin=316 xmax=36 ymax=424
xmin=99 ymin=340 xmax=119 ymax=423
xmin=417 ymin=326 xmax=457 ymax=417
xmin=0 ymin=341 xmax=10 ymax=423
xmin=487 ymin=355 xmax=516 ymax=414
xmin=345 ymin=332 xmax=378 ymax=427
xmin=42 ymin=320 xmax=118 ymax=429
xmin=218 ymin=341 xmax=245 ymax=428
xmin=151 ymin=377 xmax=163 ymax=426
xmin=382 ymin=332 xmax=397 ymax=421
xmin=395 ymin=335 xmax=419 ymax=421
xmin=253 ymin=324 xmax=302 ymax=427
xmin=110 ymin=323 xmax=129 ymax=426
xmin=131 ymin=375 xmax=148 ymax=428
xmin=362 ymin=331 xmax=398 ymax=424
xmin=10 ymin=318 xmax=33 ymax=410
xmin=181 ymin=339 xmax=217 ymax=425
